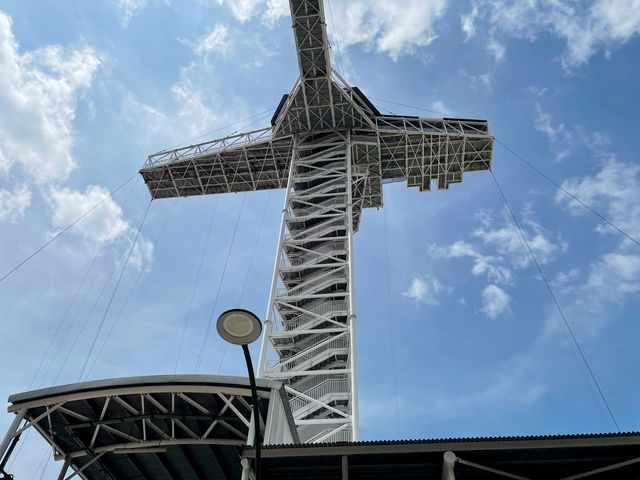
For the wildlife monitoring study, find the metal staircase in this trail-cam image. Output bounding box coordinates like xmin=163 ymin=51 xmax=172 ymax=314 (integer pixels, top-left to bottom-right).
xmin=259 ymin=132 xmax=357 ymax=443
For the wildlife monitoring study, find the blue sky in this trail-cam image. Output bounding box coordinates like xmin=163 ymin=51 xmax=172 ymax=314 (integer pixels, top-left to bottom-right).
xmin=1 ymin=0 xmax=640 ymax=476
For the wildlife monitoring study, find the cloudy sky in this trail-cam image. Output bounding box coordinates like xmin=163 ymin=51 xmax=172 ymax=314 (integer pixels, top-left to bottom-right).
xmin=1 ymin=0 xmax=640 ymax=476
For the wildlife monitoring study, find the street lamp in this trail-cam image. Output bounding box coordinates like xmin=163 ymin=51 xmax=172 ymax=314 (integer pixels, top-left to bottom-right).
xmin=216 ymin=309 xmax=263 ymax=480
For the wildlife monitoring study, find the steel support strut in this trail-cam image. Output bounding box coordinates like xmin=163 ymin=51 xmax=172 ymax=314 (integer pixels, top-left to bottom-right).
xmin=0 ymin=408 xmax=26 ymax=472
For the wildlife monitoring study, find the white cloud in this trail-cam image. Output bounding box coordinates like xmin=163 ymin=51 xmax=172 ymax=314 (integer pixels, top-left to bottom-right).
xmin=49 ymin=185 xmax=153 ymax=271
xmin=118 ymin=0 xmax=148 ymax=26
xmin=402 ymin=276 xmax=446 ymax=305
xmin=585 ymin=253 xmax=640 ymax=302
xmin=0 ymin=185 xmax=31 ymax=223
xmin=461 ymin=0 xmax=640 ymax=70
xmin=533 ymin=102 xmax=572 ymax=161
xmin=329 ymin=0 xmax=448 ymax=59
xmin=460 ymin=70 xmax=493 ymax=93
xmin=543 ymin=158 xmax=640 ymax=339
xmin=527 ymin=86 xmax=549 ymax=97
xmin=191 ymin=24 xmax=231 ymax=56
xmin=475 ymin=206 xmax=567 ymax=267
xmin=531 ymin=101 xmax=613 ymax=162
xmin=215 ymin=0 xmax=288 ymax=24
xmin=552 ymin=267 xmax=580 ymax=294
xmin=460 ymin=3 xmax=479 ymax=40
xmin=50 ymin=185 xmax=129 ymax=245
xmin=214 ymin=0 xmax=448 ymax=59
xmin=431 ymin=239 xmax=513 ymax=284
xmin=123 ymin=58 xmax=249 ymax=147
xmin=263 ymin=0 xmax=289 ymax=24
xmin=0 ymin=12 xmax=99 ymax=185
xmin=431 ymin=208 xmax=566 ymax=288
xmin=481 ymin=284 xmax=510 ymax=318
xmin=557 ymin=158 xmax=640 ymax=239
xmin=430 ymin=101 xmax=451 ymax=116
xmin=487 ymin=38 xmax=506 ymax=62
xmin=123 ymin=234 xmax=154 ymax=272
xmin=431 ymin=208 xmax=566 ymax=318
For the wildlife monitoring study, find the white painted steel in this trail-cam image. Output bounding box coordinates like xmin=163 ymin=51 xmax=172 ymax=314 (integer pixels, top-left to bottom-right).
xmin=259 ymin=143 xmax=298 ymax=377
xmin=0 ymin=407 xmax=26 ymax=461
xmin=258 ymin=132 xmax=356 ymax=442
xmin=442 ymin=451 xmax=456 ymax=480
xmin=345 ymin=131 xmax=359 ymax=441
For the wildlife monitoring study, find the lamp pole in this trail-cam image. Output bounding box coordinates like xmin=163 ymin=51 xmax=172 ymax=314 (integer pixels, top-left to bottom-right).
xmin=216 ymin=309 xmax=263 ymax=480
xmin=242 ymin=344 xmax=261 ymax=480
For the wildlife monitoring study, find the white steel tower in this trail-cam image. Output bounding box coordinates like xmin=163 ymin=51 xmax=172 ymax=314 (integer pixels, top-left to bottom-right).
xmin=140 ymin=0 xmax=493 ymax=444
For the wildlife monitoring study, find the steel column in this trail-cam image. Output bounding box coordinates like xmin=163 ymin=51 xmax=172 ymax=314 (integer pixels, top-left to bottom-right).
xmin=0 ymin=407 xmax=26 ymax=462
xmin=258 ymin=139 xmax=298 ymax=377
xmin=345 ymin=132 xmax=359 ymax=441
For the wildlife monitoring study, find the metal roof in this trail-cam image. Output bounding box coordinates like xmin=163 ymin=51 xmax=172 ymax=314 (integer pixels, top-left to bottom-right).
xmin=258 ymin=431 xmax=640 ymax=450
xmin=5 ymin=375 xmax=298 ymax=479
xmin=244 ymin=432 xmax=640 ymax=479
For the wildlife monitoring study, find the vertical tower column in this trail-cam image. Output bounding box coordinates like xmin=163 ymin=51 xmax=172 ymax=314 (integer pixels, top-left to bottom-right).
xmin=258 ymin=131 xmax=357 ymax=443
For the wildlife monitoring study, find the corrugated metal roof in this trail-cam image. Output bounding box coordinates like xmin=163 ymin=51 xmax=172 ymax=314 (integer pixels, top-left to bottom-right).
xmin=260 ymin=431 xmax=640 ymax=450
xmin=250 ymin=432 xmax=640 ymax=480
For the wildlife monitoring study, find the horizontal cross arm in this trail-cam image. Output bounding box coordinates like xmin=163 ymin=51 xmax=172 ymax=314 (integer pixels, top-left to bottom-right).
xmin=140 ymin=131 xmax=294 ymax=199
xmin=351 ymin=116 xmax=493 ymax=196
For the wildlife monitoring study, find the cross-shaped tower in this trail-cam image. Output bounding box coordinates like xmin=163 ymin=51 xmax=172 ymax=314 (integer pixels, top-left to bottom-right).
xmin=140 ymin=0 xmax=493 ymax=444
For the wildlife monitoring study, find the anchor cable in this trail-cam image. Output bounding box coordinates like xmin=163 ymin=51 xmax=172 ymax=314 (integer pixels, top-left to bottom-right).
xmin=174 ymin=198 xmax=220 ymax=373
xmin=487 ymin=168 xmax=620 ymax=432
xmin=0 ymin=173 xmax=139 ymax=285
xmin=382 ymin=204 xmax=401 ymax=436
xmin=195 ymin=193 xmax=247 ymax=373
xmin=78 ymin=199 xmax=153 ymax=380
xmin=87 ymin=198 xmax=178 ymax=377
xmin=217 ymin=192 xmax=273 ymax=374
xmin=327 ymin=0 xmax=346 ymax=78
xmin=494 ymin=139 xmax=640 ymax=249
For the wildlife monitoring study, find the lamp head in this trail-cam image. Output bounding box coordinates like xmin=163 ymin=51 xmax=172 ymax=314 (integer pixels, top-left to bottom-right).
xmin=216 ymin=309 xmax=262 ymax=345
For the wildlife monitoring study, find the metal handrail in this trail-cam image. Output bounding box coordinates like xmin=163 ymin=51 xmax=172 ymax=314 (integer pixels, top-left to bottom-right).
xmin=282 ymin=240 xmax=347 ymax=267
xmin=293 ymin=161 xmax=346 ymax=182
xmin=306 ymin=427 xmax=351 ymax=444
xmin=286 ymin=217 xmax=345 ymax=241
xmin=291 ymin=373 xmax=340 ymax=395
xmin=287 ymin=197 xmax=346 ymax=218
xmin=289 ymin=379 xmax=349 ymax=413
xmin=145 ymin=127 xmax=276 ymax=166
xmin=276 ymin=268 xmax=347 ymax=297
xmin=290 ymin=177 xmax=345 ymax=198
xmin=267 ymin=334 xmax=348 ymax=372
xmin=274 ymin=300 xmax=347 ymax=331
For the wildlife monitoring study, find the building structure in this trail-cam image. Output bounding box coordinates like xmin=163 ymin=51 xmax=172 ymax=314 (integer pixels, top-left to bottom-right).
xmin=139 ymin=0 xmax=493 ymax=444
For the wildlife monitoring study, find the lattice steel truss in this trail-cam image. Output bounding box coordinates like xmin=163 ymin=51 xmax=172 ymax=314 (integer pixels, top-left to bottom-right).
xmin=0 ymin=376 xmax=297 ymax=479
xmin=140 ymin=0 xmax=494 ymax=444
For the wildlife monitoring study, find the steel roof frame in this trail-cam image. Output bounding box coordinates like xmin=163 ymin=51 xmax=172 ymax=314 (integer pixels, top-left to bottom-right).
xmin=2 ymin=376 xmax=297 ymax=479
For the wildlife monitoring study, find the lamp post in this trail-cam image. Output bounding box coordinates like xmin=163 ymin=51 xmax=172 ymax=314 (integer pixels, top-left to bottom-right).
xmin=216 ymin=309 xmax=263 ymax=480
